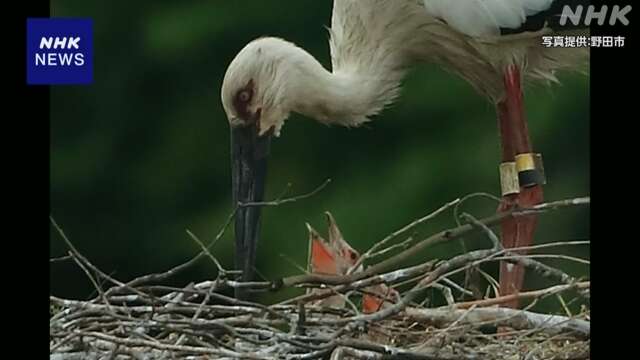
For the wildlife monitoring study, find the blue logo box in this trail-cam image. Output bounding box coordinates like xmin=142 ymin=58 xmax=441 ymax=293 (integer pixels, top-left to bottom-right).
xmin=26 ymin=18 xmax=93 ymax=85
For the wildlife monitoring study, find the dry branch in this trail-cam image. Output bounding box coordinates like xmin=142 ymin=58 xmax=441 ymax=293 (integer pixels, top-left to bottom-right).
xmin=404 ymin=307 xmax=589 ymax=338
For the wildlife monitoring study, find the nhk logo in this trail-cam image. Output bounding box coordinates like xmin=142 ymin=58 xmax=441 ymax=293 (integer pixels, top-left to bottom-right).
xmin=560 ymin=5 xmax=632 ymax=26
xmin=27 ymin=18 xmax=93 ymax=85
xmin=36 ymin=37 xmax=85 ymax=66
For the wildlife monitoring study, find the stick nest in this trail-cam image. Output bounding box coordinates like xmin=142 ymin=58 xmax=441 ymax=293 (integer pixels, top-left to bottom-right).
xmin=50 ymin=195 xmax=590 ymax=359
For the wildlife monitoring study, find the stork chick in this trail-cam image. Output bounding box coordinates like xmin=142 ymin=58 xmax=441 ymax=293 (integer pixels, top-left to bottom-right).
xmin=306 ymin=212 xmax=361 ymax=308
xmin=306 ymin=212 xmax=399 ymax=314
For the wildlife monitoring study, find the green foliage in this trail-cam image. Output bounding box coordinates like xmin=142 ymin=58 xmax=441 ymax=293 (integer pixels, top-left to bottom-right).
xmin=50 ymin=1 xmax=589 ymax=309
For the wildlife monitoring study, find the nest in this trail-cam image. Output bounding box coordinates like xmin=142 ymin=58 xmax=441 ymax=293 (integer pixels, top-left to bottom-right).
xmin=50 ymin=196 xmax=590 ymax=359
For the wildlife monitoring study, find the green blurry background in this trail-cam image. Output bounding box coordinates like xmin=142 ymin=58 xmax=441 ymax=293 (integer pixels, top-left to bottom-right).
xmin=50 ymin=1 xmax=589 ymax=310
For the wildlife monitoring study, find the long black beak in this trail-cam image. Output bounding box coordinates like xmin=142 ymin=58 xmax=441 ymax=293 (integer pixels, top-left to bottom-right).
xmin=230 ymin=124 xmax=271 ymax=299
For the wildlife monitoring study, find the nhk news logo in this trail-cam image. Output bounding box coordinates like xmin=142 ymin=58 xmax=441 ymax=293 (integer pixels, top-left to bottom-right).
xmin=26 ymin=18 xmax=93 ymax=85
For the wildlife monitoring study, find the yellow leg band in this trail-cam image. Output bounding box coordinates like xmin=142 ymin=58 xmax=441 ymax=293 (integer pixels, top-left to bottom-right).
xmin=515 ymin=153 xmax=536 ymax=172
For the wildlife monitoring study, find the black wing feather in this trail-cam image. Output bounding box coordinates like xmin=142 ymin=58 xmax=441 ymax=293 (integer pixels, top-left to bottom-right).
xmin=500 ymin=0 xmax=591 ymax=35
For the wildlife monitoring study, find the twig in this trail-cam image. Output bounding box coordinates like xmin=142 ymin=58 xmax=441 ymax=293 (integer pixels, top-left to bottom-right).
xmin=186 ymin=229 xmax=225 ymax=273
xmin=351 ymin=198 xmax=460 ymax=273
xmin=453 ymin=282 xmax=590 ymax=309
xmin=440 ymin=277 xmax=474 ymax=297
xmin=278 ymin=196 xmax=589 ymax=293
xmin=50 ymin=255 xmax=73 ymax=263
xmin=50 ymin=217 xmax=113 ymax=310
xmin=459 ymin=213 xmax=500 ymax=249
xmin=453 ymin=192 xmax=502 ymax=228
xmin=103 ymin=207 xmax=238 ymax=296
xmin=239 ymin=179 xmax=331 ymax=207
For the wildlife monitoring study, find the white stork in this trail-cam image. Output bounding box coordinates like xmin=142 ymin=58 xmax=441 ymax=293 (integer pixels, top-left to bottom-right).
xmin=222 ymin=0 xmax=589 ymax=303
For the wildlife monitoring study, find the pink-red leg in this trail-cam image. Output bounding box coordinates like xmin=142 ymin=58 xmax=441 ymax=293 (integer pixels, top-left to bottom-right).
xmin=496 ymin=65 xmax=544 ymax=309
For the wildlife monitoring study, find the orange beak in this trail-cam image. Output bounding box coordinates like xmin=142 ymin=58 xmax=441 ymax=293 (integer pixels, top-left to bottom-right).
xmin=362 ymin=294 xmax=384 ymax=314
xmin=307 ymin=223 xmax=338 ymax=275
xmin=362 ymin=284 xmax=399 ymax=314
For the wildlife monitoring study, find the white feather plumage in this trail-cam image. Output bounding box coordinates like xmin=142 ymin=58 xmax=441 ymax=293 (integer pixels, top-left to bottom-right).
xmin=423 ymin=0 xmax=556 ymax=36
xmin=221 ymin=0 xmax=588 ymax=136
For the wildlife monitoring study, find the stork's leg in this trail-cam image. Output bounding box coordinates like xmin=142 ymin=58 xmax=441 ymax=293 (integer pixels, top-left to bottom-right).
xmin=496 ymin=65 xmax=544 ymax=309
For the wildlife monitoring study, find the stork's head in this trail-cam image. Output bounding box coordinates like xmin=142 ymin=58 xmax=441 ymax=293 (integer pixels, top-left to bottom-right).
xmin=223 ymin=39 xmax=314 ymax=286
xmin=222 ymin=37 xmax=303 ymax=289
xmin=221 ymin=37 xmax=309 ymax=138
xmin=222 ymin=37 xmax=341 ymax=290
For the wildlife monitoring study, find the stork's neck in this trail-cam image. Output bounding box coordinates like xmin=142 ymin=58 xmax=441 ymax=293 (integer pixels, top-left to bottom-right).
xmin=284 ymin=47 xmax=401 ymax=127
xmin=291 ymin=70 xmax=358 ymax=126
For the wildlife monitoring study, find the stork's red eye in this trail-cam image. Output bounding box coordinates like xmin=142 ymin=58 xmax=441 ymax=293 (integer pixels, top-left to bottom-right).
xmin=238 ymin=89 xmax=252 ymax=103
xmin=349 ymin=250 xmax=358 ymax=261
